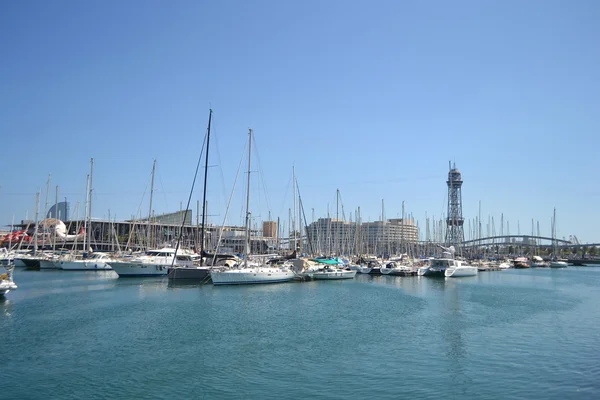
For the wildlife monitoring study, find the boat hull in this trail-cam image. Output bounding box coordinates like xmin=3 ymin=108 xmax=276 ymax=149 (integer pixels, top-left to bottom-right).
xmin=167 ymin=267 xmax=210 ymax=280
xmin=445 ymin=266 xmax=478 ymax=277
xmin=550 ymin=261 xmax=568 ymax=268
xmin=310 ymin=270 xmax=356 ymax=280
xmin=59 ymin=260 xmax=112 ymax=271
xmin=418 ymin=267 xmax=445 ymax=277
xmin=211 ymin=269 xmax=295 ymax=285
xmin=110 ymin=262 xmax=169 ymax=277
xmin=21 ymin=258 xmax=40 ymax=269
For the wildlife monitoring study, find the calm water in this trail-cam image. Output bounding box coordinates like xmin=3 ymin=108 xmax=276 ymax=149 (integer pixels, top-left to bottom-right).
xmin=2 ymin=267 xmax=599 ymax=399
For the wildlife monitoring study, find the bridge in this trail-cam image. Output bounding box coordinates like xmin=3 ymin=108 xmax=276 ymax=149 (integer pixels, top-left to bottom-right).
xmin=463 ymin=235 xmax=571 ymax=246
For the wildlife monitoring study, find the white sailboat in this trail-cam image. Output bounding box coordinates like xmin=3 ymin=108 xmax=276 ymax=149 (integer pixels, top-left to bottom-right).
xmin=58 ymin=159 xmax=113 ymax=271
xmin=211 ymin=129 xmax=295 ymax=286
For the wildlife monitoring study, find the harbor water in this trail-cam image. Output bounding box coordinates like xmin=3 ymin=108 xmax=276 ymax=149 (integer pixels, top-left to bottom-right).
xmin=2 ymin=267 xmax=599 ymax=399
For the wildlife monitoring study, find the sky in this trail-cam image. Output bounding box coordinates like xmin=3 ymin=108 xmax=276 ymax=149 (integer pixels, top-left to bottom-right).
xmin=1 ymin=0 xmax=599 ymax=243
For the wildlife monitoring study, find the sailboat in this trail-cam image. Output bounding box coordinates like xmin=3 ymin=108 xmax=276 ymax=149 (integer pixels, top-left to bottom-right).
xmin=168 ymin=109 xmax=213 ymax=281
xmin=550 ymin=208 xmax=568 ymax=268
xmin=211 ymin=129 xmax=295 ymax=285
xmin=57 ymin=159 xmax=113 ymax=271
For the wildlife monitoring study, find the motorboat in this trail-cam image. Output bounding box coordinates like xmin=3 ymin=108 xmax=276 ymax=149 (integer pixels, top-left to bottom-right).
xmin=110 ymin=247 xmax=199 ymax=277
xmin=513 ymin=257 xmax=531 ymax=269
xmin=445 ymin=260 xmax=478 ymax=277
xmin=310 ymin=267 xmax=356 ymax=280
xmin=550 ymin=259 xmax=568 ymax=268
xmin=304 ymin=258 xmax=357 ymax=280
xmin=530 ymin=256 xmax=548 ymax=268
xmin=497 ymin=261 xmax=512 ymax=269
xmin=381 ymin=261 xmax=415 ymax=276
xmin=57 ymin=252 xmax=113 ymax=271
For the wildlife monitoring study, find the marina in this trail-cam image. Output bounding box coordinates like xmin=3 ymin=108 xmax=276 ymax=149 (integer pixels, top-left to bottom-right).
xmin=2 ymin=265 xmax=599 ymax=399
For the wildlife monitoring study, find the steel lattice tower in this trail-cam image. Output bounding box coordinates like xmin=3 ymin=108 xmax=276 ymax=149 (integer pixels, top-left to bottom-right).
xmin=445 ymin=162 xmax=464 ymax=250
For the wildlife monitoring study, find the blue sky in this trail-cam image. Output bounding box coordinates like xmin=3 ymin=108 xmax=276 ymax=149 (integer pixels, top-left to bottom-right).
xmin=1 ymin=0 xmax=599 ymax=243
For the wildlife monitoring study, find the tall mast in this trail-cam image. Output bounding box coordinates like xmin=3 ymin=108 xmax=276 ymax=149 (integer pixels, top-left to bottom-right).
xmin=147 ymin=159 xmax=156 ymax=249
xmin=53 ymin=185 xmax=58 ymax=252
xmin=88 ymin=158 xmax=94 ymax=251
xmin=33 ymin=191 xmax=40 ymax=255
xmin=42 ymin=174 xmax=51 ymax=249
xmin=292 ymin=166 xmax=297 ymax=252
xmin=83 ymin=175 xmax=89 ymax=253
xmin=199 ymin=109 xmax=212 ymax=263
xmin=244 ymin=129 xmax=253 ymax=267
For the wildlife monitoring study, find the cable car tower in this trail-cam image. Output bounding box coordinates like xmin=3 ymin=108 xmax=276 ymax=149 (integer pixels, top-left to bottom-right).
xmin=445 ymin=162 xmax=464 ymax=252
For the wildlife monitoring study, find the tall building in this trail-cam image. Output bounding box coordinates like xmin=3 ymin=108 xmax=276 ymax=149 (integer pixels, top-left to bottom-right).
xmin=263 ymin=221 xmax=277 ymax=239
xmin=445 ymin=162 xmax=465 ymax=250
xmin=306 ymin=217 xmax=419 ymax=255
xmin=47 ymin=202 xmax=69 ymax=221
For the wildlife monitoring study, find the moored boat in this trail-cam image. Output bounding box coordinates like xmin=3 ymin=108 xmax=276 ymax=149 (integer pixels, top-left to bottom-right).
xmin=110 ymin=247 xmax=198 ymax=277
xmin=513 ymin=257 xmax=530 ymax=269
xmin=550 ymin=259 xmax=568 ymax=268
xmin=444 ymin=260 xmax=478 ymax=277
xmin=58 ymin=252 xmax=113 ymax=271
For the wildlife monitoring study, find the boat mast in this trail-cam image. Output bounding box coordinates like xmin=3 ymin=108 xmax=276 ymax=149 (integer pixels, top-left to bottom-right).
xmin=53 ymin=185 xmax=58 ymax=252
xmin=42 ymin=174 xmax=51 ymax=249
xmin=244 ymin=129 xmax=253 ymax=267
xmin=33 ymin=191 xmax=40 ymax=255
xmin=292 ymin=166 xmax=297 ymax=253
xmin=147 ymin=160 xmax=156 ymax=250
xmin=83 ymin=175 xmax=89 ymax=253
xmin=88 ymin=158 xmax=94 ymax=252
xmin=199 ymin=109 xmax=212 ymax=264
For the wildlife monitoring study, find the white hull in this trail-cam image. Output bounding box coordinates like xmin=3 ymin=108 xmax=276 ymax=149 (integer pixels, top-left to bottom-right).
xmin=211 ymin=267 xmax=295 ymax=285
xmin=310 ymin=269 xmax=356 ymax=280
xmin=59 ymin=260 xmax=112 ymax=271
xmin=550 ymin=261 xmax=568 ymax=268
xmin=110 ymin=261 xmax=169 ymax=277
xmin=445 ymin=266 xmax=478 ymax=277
xmin=357 ymin=267 xmax=372 ymax=274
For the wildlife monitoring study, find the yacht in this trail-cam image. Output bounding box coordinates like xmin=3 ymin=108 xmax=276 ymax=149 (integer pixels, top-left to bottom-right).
xmin=211 ymin=261 xmax=295 ymax=285
xmin=211 ymin=129 xmax=295 ymax=286
xmin=530 ymin=255 xmax=548 ymax=268
xmin=550 ymin=259 xmax=568 ymax=268
xmin=304 ymin=259 xmax=357 ymax=280
xmin=513 ymin=257 xmax=531 ymax=269
xmin=57 ymin=252 xmax=113 ymax=271
xmin=444 ymin=260 xmax=478 ymax=277
xmin=110 ymin=247 xmax=198 ymax=277
xmin=381 ymin=261 xmax=415 ymax=276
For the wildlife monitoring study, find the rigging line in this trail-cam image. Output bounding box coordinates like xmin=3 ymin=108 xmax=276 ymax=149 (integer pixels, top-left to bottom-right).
xmin=277 ymin=171 xmax=293 ymax=220
xmin=209 ymin=113 xmax=230 ymax=209
xmin=212 ymin=139 xmax=248 ymax=265
xmin=155 ymin=167 xmax=169 ymax=213
xmin=170 ymin=113 xmax=209 ymax=268
xmin=250 ymin=133 xmax=272 ymax=215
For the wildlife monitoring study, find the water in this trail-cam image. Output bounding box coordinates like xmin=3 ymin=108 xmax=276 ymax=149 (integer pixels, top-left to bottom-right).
xmin=2 ymin=267 xmax=599 ymax=399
